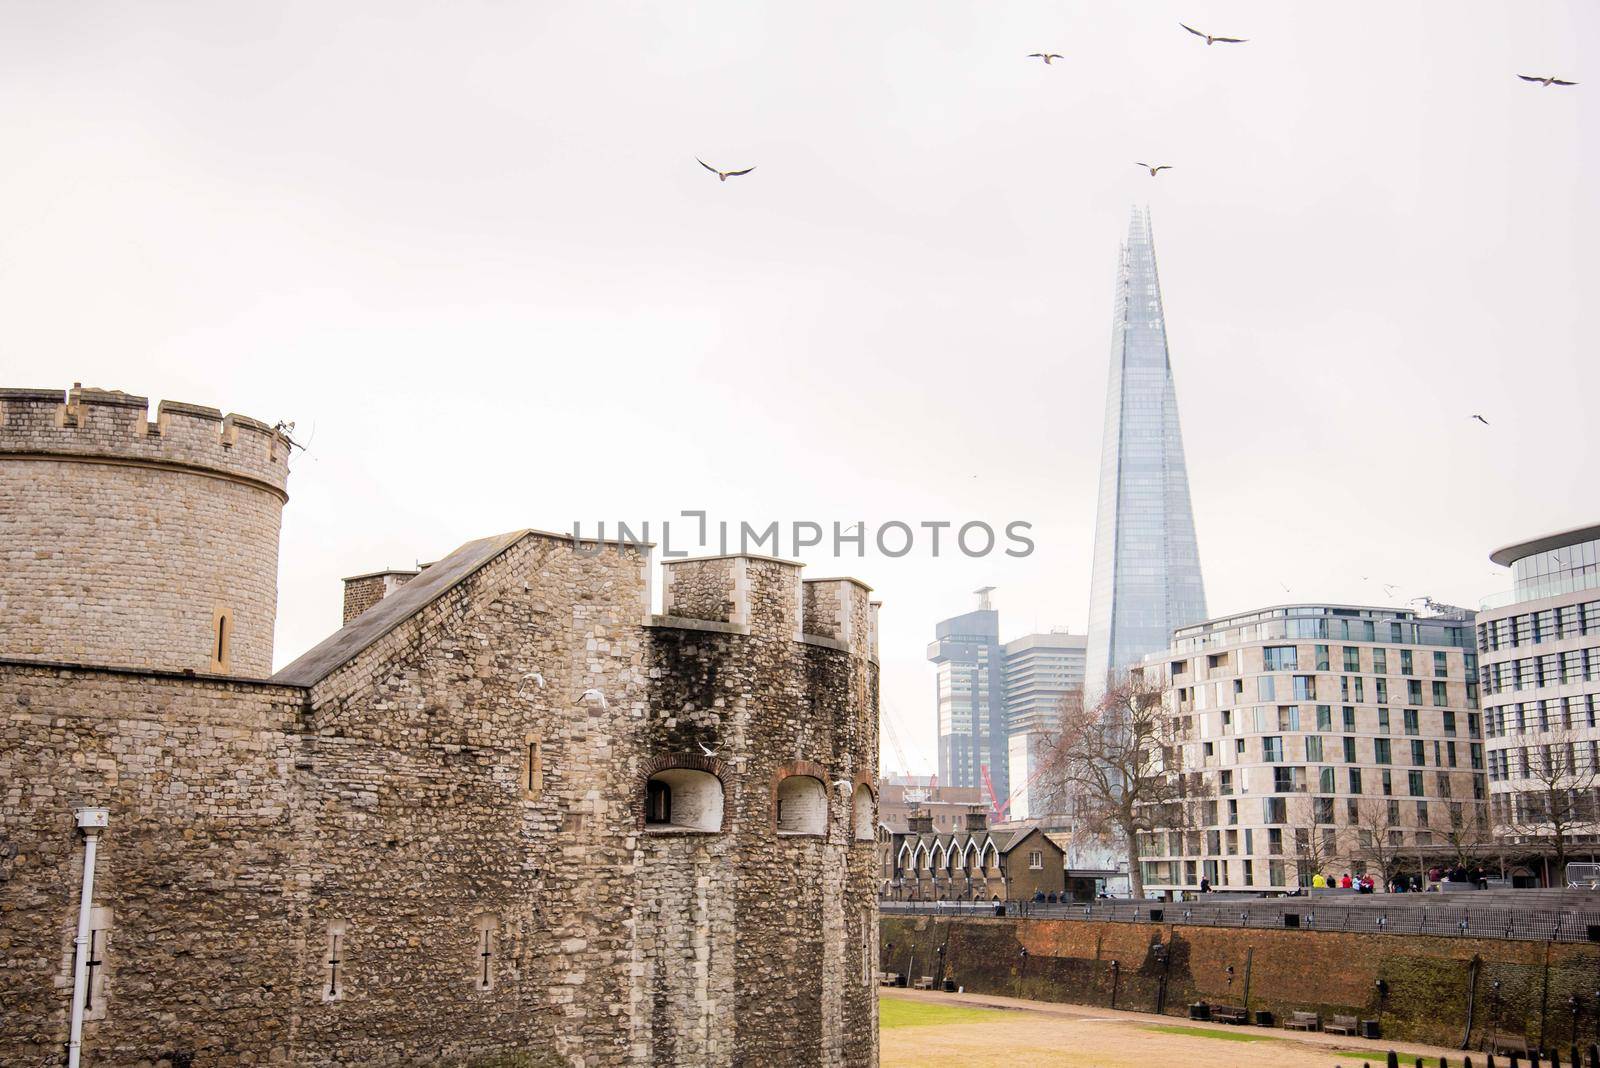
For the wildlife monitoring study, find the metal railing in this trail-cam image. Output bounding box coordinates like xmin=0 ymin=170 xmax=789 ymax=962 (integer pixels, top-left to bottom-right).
xmin=881 ymin=890 xmax=1600 ymax=944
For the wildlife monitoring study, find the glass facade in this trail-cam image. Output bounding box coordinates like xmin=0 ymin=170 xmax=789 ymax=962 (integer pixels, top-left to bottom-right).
xmin=1085 ymin=206 xmax=1207 ymax=701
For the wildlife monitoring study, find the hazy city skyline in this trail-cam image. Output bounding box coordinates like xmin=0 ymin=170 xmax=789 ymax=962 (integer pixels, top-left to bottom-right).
xmin=2 ymin=2 xmax=1593 ymax=777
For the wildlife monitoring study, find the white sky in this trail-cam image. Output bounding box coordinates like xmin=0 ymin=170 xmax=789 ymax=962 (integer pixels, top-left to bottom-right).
xmin=2 ymin=2 xmax=1593 ymax=777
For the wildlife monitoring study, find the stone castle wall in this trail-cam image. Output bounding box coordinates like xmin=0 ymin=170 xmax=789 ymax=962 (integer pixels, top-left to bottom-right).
xmin=0 ymin=531 xmax=880 ymax=1066
xmin=0 ymin=387 xmax=290 ymax=676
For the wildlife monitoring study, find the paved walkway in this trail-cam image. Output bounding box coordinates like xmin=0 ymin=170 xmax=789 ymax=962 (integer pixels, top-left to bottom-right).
xmin=881 ymin=987 xmax=1471 ymax=1068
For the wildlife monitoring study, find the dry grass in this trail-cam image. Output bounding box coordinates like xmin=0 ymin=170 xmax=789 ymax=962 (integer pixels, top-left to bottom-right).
xmin=878 ymin=990 xmax=1459 ymax=1068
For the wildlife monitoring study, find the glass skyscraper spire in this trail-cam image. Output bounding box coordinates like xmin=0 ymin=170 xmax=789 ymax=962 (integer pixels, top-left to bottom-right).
xmin=1084 ymin=206 xmax=1207 ymax=703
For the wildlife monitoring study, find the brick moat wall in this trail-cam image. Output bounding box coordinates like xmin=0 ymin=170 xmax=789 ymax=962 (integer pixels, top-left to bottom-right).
xmin=881 ymin=914 xmax=1600 ymax=1051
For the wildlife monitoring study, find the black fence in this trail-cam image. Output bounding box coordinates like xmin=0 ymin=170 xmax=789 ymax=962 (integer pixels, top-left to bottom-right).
xmin=881 ymin=890 xmax=1600 ymax=944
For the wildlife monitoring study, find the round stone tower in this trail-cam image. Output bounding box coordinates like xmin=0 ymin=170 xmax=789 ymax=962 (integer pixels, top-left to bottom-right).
xmin=0 ymin=385 xmax=291 ymax=676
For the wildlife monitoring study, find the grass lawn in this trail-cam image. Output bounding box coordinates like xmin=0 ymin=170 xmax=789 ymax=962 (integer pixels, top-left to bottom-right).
xmin=879 ymin=997 xmax=1016 ymax=1030
xmin=1143 ymin=1024 xmax=1274 ymax=1043
xmin=1329 ymin=1053 xmax=1443 ymax=1067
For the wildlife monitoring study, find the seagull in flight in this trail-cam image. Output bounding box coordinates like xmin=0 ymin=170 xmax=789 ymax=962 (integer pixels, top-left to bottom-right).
xmin=521 ymin=671 xmax=545 ymax=690
xmin=1181 ymin=23 xmax=1247 ymax=46
xmin=697 ymin=158 xmax=755 ymax=182
xmin=1135 ymin=162 xmax=1173 ymax=177
xmin=698 ymin=741 xmax=720 ymax=759
xmin=1383 ymin=584 xmax=1400 ymax=597
xmin=1518 ymin=75 xmax=1577 ymax=87
xmin=1470 ymin=414 xmax=1490 ymax=426
xmin=1027 ymin=53 xmax=1065 ymax=65
xmin=579 ymin=688 xmax=609 ymax=709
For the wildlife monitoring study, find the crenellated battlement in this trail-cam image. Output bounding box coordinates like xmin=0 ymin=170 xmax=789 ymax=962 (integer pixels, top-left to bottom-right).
xmin=0 ymin=385 xmax=292 ymax=498
xmin=657 ymin=554 xmax=876 ymax=658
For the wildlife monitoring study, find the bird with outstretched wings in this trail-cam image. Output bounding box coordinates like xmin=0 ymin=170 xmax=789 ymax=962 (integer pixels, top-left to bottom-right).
xmin=1027 ymin=53 xmax=1065 ymax=64
xmin=697 ymin=158 xmax=756 ymax=182
xmin=1135 ymin=162 xmax=1173 ymax=176
xmin=1518 ymin=74 xmax=1577 ymax=86
xmin=1181 ymin=23 xmax=1247 ymax=45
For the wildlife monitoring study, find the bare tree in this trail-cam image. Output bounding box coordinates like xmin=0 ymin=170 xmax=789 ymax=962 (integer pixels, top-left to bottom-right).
xmin=1498 ymin=731 xmax=1600 ymax=882
xmin=1441 ymin=800 xmax=1493 ymax=871
xmin=1290 ymin=796 xmax=1345 ymax=886
xmin=1353 ymin=800 xmax=1407 ymax=886
xmin=1036 ymin=674 xmax=1202 ymax=899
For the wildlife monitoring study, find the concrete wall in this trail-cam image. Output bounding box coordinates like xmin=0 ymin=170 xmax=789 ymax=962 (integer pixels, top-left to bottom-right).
xmin=881 ymin=914 xmax=1600 ymax=1051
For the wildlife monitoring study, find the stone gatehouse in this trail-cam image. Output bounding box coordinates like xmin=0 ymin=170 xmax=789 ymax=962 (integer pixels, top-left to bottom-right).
xmin=0 ymin=385 xmax=881 ymax=1067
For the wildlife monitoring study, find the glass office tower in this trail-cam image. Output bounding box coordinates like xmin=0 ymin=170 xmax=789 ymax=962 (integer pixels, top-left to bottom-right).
xmin=1084 ymin=207 xmax=1208 ymax=705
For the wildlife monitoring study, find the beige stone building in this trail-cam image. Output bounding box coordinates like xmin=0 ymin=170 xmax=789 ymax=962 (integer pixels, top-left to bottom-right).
xmin=1138 ymin=604 xmax=1487 ymax=895
xmin=0 ymin=385 xmax=881 ymax=1067
xmin=1477 ymin=523 xmax=1600 ymax=885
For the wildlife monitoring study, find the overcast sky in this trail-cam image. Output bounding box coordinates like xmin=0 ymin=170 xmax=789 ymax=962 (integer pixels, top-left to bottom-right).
xmin=2 ymin=2 xmax=1593 ymax=777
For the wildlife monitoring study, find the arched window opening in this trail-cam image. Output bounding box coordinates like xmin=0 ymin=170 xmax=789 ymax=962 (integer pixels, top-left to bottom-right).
xmin=852 ymin=783 xmax=875 ymax=841
xmin=776 ymin=775 xmax=827 ymax=835
xmin=644 ymin=768 xmax=722 ymax=833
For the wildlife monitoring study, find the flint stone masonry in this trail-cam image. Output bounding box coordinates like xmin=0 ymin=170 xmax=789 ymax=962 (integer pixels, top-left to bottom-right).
xmin=0 ymin=386 xmax=291 ymax=676
xmin=0 ymin=518 xmax=880 ymax=1065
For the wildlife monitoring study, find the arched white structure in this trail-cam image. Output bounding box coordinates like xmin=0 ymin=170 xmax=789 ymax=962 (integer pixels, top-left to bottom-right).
xmin=775 ymin=775 xmax=827 ymax=835
xmin=852 ymin=783 xmax=875 ymax=841
xmin=645 ymin=768 xmax=723 ymax=833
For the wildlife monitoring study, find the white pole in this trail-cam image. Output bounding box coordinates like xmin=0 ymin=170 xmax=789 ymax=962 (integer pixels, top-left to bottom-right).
xmin=68 ymin=808 xmax=109 ymax=1068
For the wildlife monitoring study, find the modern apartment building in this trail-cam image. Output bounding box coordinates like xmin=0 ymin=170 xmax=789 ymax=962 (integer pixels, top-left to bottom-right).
xmin=1004 ymin=631 xmax=1086 ymax=822
xmin=1477 ymin=523 xmax=1600 ymax=883
xmin=928 ymin=590 xmax=1007 ymax=796
xmin=1139 ymin=604 xmax=1486 ymax=896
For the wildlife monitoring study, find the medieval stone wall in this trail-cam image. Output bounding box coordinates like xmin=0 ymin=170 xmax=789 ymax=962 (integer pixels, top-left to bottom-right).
xmin=0 ymin=386 xmax=290 ymax=676
xmin=0 ymin=531 xmax=880 ymax=1066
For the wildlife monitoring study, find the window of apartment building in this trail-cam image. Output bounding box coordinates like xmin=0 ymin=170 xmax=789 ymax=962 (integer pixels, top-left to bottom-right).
xmin=1446 ymin=741 xmax=1458 ymax=767
xmin=1342 ymin=646 xmax=1361 ymax=672
xmin=1227 ymin=799 xmax=1238 ymax=825
xmin=1220 ymin=708 xmax=1233 ymax=731
xmin=1411 ymin=740 xmax=1426 ymax=766
xmin=1382 ymin=770 xmax=1393 ymax=796
xmin=1374 ymin=738 xmax=1392 ymax=764
xmin=1203 ymin=741 xmax=1214 ymax=758
xmin=1435 ymin=771 xmax=1452 ymax=797
xmin=1264 ymin=798 xmax=1287 ymax=824
xmin=1400 ymin=649 xmax=1414 ymax=675
xmin=1234 ymin=678 xmax=1245 ymax=698
xmin=1243 ymin=828 xmax=1253 ymax=853
xmin=1375 ymin=678 xmax=1388 ymax=704
xmin=1315 ymin=644 xmax=1330 ymax=671
xmin=1373 ymin=648 xmax=1388 ymax=674
xmin=1316 ymin=705 xmax=1332 ymax=731
xmin=1403 ymin=708 xmax=1419 ymax=736
xmin=1236 ymin=738 xmax=1246 ymax=755
xmin=1207 ymin=829 xmax=1221 ymax=854
xmin=1442 ymin=710 xmax=1457 ymax=736
xmin=1305 ymin=735 xmax=1324 ymax=762
xmin=1408 ymin=770 xmax=1424 ymax=796
xmin=1269 ymin=859 xmax=1286 ymax=887
xmin=1415 ymin=800 xmax=1429 ymax=825
xmin=1354 ymin=678 xmax=1365 ymax=702
xmin=1432 ymin=650 xmax=1447 ymax=677
xmin=1407 ymin=680 xmax=1424 ymax=705
xmin=1318 ymin=767 xmax=1335 ymax=794
xmin=1242 ymin=859 xmax=1254 ymax=885
xmin=1263 ymin=646 xmax=1298 ymax=671
xmin=1219 ymin=769 xmax=1233 ymax=795
xmin=1259 ymin=675 xmax=1277 ymax=701
xmin=1267 ymin=826 xmax=1283 ymax=853
xmin=1278 ymin=706 xmax=1300 ymax=731
xmin=1348 ymin=768 xmax=1363 ymax=794
xmin=1273 ymin=766 xmax=1295 ymax=793
xmin=1262 ymin=736 xmax=1283 ymax=762
xmin=1342 ymin=736 xmax=1357 ymax=763
xmin=1253 ymin=707 xmax=1269 ymax=732
xmin=1378 ymin=708 xmax=1391 ymax=734
xmin=1294 ymin=676 xmax=1316 ymax=700
xmin=1343 ymin=706 xmax=1356 ymax=732
xmin=1227 ymin=829 xmax=1239 ymax=854
xmin=1432 ymin=681 xmax=1448 ymax=706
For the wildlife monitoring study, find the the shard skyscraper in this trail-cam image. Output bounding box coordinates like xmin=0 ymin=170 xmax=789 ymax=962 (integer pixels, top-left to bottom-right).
xmin=1084 ymin=207 xmax=1207 ymax=704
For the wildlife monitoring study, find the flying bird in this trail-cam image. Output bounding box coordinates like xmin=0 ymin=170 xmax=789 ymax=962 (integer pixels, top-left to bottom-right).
xmin=1135 ymin=162 xmax=1173 ymax=177
xmin=1027 ymin=53 xmax=1065 ymax=65
xmin=697 ymin=741 xmax=720 ymax=759
xmin=697 ymin=158 xmax=755 ymax=182
xmin=521 ymin=671 xmax=546 ymax=690
xmin=1383 ymin=584 xmax=1400 ymax=597
xmin=1471 ymin=414 xmax=1490 ymax=426
xmin=1518 ymin=75 xmax=1577 ymax=87
xmin=579 ymin=688 xmax=609 ymax=709
xmin=1181 ymin=23 xmax=1247 ymax=45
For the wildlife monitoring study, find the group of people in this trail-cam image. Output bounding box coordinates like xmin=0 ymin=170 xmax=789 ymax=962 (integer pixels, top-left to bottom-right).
xmin=1306 ymin=872 xmax=1378 ymax=893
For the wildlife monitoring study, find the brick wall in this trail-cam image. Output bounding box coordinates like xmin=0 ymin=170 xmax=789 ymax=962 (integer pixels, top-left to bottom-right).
xmin=881 ymin=914 xmax=1600 ymax=1050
